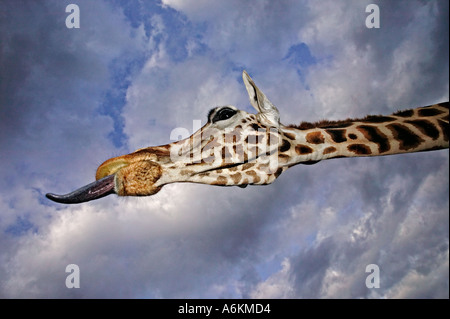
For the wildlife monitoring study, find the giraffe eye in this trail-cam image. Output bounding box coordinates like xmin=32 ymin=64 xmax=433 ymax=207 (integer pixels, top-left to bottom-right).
xmin=212 ymin=107 xmax=237 ymax=123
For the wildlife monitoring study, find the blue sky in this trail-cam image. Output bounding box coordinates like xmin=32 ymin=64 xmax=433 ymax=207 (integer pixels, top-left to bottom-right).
xmin=0 ymin=0 xmax=448 ymax=298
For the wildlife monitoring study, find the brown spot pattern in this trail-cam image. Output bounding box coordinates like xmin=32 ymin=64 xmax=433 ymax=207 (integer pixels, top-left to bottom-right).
xmin=325 ymin=129 xmax=347 ymax=143
xmin=242 ymin=163 xmax=255 ymax=170
xmin=405 ymin=119 xmax=440 ymax=140
xmin=306 ymin=131 xmax=325 ymax=144
xmin=274 ymin=168 xmax=283 ymax=178
xmin=246 ymin=170 xmax=260 ymax=184
xmin=230 ymin=173 xmax=242 ymax=184
xmin=418 ymin=107 xmax=444 ymax=117
xmin=295 ymin=144 xmax=313 ymax=155
xmin=279 ymin=139 xmax=291 ymax=152
xmin=348 ymin=144 xmax=372 ymax=155
xmin=251 ymin=123 xmax=263 ymax=131
xmin=394 ymin=109 xmax=414 ymax=117
xmin=361 ymin=115 xmax=396 ymax=123
xmin=386 ymin=123 xmax=424 ymax=150
xmin=284 ymin=132 xmax=296 ymax=140
xmin=323 ymin=146 xmax=337 ymax=155
xmin=356 ymin=125 xmax=390 ymax=153
xmin=212 ymin=176 xmax=227 ymax=185
xmin=438 ymin=119 xmax=448 ymax=141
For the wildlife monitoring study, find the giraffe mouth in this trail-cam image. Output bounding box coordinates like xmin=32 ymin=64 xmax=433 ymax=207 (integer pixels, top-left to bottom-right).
xmin=45 ymin=174 xmax=116 ymax=204
xmin=198 ymin=160 xmax=248 ymax=174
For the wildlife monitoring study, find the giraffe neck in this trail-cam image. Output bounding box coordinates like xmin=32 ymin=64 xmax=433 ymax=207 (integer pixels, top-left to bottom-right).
xmin=279 ymin=102 xmax=449 ymax=166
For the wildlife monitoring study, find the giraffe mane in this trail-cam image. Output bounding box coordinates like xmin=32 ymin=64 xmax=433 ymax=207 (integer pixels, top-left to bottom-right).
xmin=289 ymin=102 xmax=449 ymax=130
xmin=287 ymin=107 xmax=433 ymax=130
xmin=288 ymin=118 xmax=354 ymax=130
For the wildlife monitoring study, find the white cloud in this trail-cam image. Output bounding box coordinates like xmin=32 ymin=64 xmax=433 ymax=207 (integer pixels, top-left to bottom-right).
xmin=123 ymin=56 xmax=243 ymax=150
xmin=246 ymin=154 xmax=449 ymax=298
xmin=250 ymin=258 xmax=295 ymax=298
xmin=385 ymin=250 xmax=449 ymax=298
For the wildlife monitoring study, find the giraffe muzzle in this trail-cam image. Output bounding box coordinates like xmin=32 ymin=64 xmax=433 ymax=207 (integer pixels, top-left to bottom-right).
xmin=45 ymin=174 xmax=116 ymax=204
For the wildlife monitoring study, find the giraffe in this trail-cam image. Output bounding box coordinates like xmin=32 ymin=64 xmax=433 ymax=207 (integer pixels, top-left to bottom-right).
xmin=46 ymin=71 xmax=449 ymax=204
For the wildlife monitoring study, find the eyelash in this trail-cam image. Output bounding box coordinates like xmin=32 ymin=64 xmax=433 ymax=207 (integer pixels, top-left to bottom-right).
xmin=212 ymin=107 xmax=237 ymax=123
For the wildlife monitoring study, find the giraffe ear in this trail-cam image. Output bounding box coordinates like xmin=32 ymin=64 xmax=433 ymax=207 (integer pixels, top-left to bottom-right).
xmin=242 ymin=70 xmax=280 ymax=127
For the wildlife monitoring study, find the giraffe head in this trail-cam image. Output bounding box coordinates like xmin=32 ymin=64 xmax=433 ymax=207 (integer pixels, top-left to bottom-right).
xmin=46 ymin=71 xmax=289 ymax=204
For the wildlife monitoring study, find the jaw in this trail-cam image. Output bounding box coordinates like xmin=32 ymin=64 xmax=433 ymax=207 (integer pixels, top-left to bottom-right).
xmin=95 ymin=146 xmax=170 ymax=196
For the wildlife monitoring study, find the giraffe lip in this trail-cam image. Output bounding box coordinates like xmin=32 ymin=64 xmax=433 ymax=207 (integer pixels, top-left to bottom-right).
xmin=45 ymin=174 xmax=116 ymax=204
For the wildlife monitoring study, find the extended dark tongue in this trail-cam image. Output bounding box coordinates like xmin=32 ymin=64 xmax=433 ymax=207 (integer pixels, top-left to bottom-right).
xmin=46 ymin=174 xmax=115 ymax=204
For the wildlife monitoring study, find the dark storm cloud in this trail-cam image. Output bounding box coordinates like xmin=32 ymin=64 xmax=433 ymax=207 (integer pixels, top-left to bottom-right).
xmin=351 ymin=0 xmax=449 ymax=106
xmin=0 ymin=0 xmax=145 ymax=297
xmin=0 ymin=0 xmax=146 ymax=188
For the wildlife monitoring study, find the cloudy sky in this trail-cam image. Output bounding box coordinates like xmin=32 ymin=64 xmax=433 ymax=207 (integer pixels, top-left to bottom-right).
xmin=0 ymin=0 xmax=448 ymax=298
